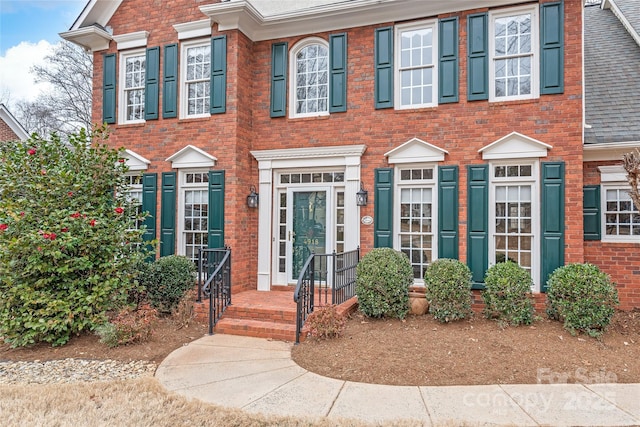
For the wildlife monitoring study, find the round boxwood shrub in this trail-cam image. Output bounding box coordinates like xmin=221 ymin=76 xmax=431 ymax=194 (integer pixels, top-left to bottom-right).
xmin=355 ymin=248 xmax=412 ymax=319
xmin=546 ymin=263 xmax=619 ymax=337
xmin=483 ymin=261 xmax=534 ymax=326
xmin=139 ymin=255 xmax=196 ymax=314
xmin=424 ymin=259 xmax=472 ymax=323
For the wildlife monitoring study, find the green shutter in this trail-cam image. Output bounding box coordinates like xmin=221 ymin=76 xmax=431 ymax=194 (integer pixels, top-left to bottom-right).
xmin=270 ymin=42 xmax=288 ymax=118
xmin=329 ymin=33 xmax=347 ymax=113
xmin=439 ymin=17 xmax=459 ymax=104
xmin=467 ymin=13 xmax=488 ymax=101
xmin=438 ymin=166 xmax=459 ymax=259
xmin=540 ymin=1 xmax=564 ymax=95
xmin=208 ymin=170 xmax=225 ymax=249
xmin=102 ymin=53 xmax=116 ymax=124
xmin=374 ymin=27 xmax=393 ymax=109
xmin=163 ymin=44 xmax=178 ymax=119
xmin=160 ymin=172 xmax=176 ymax=257
xmin=142 ymin=173 xmax=157 ymax=261
xmin=142 ymin=173 xmax=157 ymax=242
xmin=583 ymin=185 xmax=601 ymax=241
xmin=541 ymin=162 xmax=565 ymax=291
xmin=467 ymin=165 xmax=488 ymax=286
xmin=144 ymin=47 xmax=159 ymax=120
xmin=374 ymin=168 xmax=393 ymax=248
xmin=210 ymin=35 xmax=227 ymax=114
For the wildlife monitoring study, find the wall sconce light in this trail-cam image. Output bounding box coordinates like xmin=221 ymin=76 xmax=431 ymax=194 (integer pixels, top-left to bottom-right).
xmin=247 ymin=185 xmax=259 ymax=208
xmin=356 ymin=183 xmax=368 ymax=206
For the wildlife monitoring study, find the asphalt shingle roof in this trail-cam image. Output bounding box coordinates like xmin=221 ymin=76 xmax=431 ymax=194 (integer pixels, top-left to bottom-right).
xmin=614 ymin=0 xmax=640 ymax=39
xmin=584 ymin=3 xmax=640 ymax=144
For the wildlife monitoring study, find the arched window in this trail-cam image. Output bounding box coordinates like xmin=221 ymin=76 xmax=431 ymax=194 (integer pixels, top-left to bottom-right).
xmin=290 ymin=38 xmax=329 ymax=118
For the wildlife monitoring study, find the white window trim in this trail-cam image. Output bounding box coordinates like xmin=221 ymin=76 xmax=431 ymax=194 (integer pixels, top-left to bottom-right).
xmin=113 ymin=31 xmax=149 ymax=50
xmin=179 ymin=38 xmax=211 ymax=120
xmin=177 ymin=169 xmax=210 ymax=259
xmin=251 ymin=144 xmax=366 ymax=291
xmin=488 ymin=4 xmax=539 ymax=103
xmin=394 ymin=19 xmax=438 ymax=110
xmin=118 ymin=49 xmax=146 ymax=125
xmin=488 ymin=160 xmax=541 ymax=291
xmin=599 ymin=166 xmax=640 ymax=243
xmin=173 ymin=19 xmax=212 ymax=40
xmin=393 ymin=163 xmax=438 ymax=285
xmin=288 ymin=37 xmax=330 ymax=119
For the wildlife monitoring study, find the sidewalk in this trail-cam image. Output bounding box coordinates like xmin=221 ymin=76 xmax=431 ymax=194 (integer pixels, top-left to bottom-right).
xmin=155 ymin=334 xmax=640 ymax=426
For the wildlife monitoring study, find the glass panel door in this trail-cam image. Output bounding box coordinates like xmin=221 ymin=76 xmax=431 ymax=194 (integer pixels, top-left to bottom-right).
xmin=290 ymin=190 xmax=327 ymax=281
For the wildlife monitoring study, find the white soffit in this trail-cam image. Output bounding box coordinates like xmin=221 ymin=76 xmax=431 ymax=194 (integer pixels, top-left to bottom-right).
xmin=59 ymin=26 xmax=112 ymax=52
xmin=584 ymin=141 xmax=640 ymax=162
xmin=69 ymin=0 xmax=123 ymax=31
xmin=479 ymin=132 xmax=552 ymax=160
xmin=200 ymin=0 xmax=532 ymax=41
xmin=121 ymin=149 xmax=150 ymax=171
xmin=113 ymin=31 xmax=149 ymax=50
xmin=599 ymin=165 xmax=627 ymax=182
xmin=173 ymin=19 xmax=212 ymax=40
xmin=166 ymin=145 xmax=217 ymax=169
xmin=385 ymin=137 xmax=448 ymax=164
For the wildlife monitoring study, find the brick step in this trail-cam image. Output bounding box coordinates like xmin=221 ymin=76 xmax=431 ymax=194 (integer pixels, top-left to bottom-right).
xmin=213 ymin=317 xmax=299 ymax=342
xmin=223 ymin=304 xmax=297 ymax=323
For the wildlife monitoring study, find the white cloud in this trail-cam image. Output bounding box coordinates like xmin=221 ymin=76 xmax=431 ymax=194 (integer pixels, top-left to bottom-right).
xmin=0 ymin=40 xmax=57 ymax=106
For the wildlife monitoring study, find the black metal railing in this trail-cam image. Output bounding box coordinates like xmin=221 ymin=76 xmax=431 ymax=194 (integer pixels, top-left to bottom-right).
xmin=198 ymin=247 xmax=232 ymax=334
xmin=293 ymin=247 xmax=359 ymax=343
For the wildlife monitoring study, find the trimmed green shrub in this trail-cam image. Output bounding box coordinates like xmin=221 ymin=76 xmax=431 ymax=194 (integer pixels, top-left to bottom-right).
xmin=424 ymin=259 xmax=472 ymax=323
xmin=546 ymin=263 xmax=619 ymax=337
xmin=483 ymin=261 xmax=534 ymax=326
xmin=139 ymin=255 xmax=196 ymax=314
xmin=0 ymin=127 xmax=149 ymax=347
xmin=356 ymin=248 xmax=412 ymax=319
xmin=305 ymin=305 xmax=346 ymax=339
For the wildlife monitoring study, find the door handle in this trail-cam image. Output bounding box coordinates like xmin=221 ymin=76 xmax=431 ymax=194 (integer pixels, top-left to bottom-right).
xmin=288 ymin=231 xmax=296 ymax=241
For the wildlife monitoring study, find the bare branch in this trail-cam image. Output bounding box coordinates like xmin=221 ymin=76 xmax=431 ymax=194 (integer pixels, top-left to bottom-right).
xmin=622 ymin=149 xmax=640 ymax=211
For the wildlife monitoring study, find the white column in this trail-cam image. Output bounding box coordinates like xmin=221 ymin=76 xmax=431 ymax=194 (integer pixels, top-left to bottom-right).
xmin=344 ymin=157 xmax=361 ymax=252
xmin=256 ymin=161 xmax=273 ymax=291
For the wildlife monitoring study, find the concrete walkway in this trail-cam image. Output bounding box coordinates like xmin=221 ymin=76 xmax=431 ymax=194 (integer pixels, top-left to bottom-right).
xmin=156 ymin=334 xmax=640 ymax=426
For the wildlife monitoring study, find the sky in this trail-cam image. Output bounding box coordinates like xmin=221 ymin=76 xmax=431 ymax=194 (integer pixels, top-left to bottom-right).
xmin=0 ymin=0 xmax=86 ymax=107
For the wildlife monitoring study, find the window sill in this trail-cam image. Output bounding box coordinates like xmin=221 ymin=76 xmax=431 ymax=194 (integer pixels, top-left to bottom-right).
xmin=115 ymin=121 xmax=146 ymax=128
xmin=286 ymin=113 xmax=331 ymax=121
xmin=178 ymin=115 xmax=212 ymax=124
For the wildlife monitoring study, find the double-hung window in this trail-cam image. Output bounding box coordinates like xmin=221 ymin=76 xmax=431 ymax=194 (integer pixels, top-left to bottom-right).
xmin=490 ymin=6 xmax=538 ymax=101
xmin=490 ymin=163 xmax=538 ymax=279
xmin=119 ymin=50 xmax=145 ymax=123
xmin=124 ymin=174 xmax=144 ymax=230
xmin=395 ymin=21 xmax=438 ymax=109
xmin=181 ymin=40 xmax=211 ymax=118
xmin=604 ymin=187 xmax=640 ymax=240
xmin=290 ymin=38 xmax=329 ymax=118
xmin=396 ymin=166 xmax=436 ymax=281
xmin=179 ymin=171 xmax=209 ymax=263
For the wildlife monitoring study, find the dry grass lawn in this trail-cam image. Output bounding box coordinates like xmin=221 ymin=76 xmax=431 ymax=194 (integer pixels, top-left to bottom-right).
xmin=0 ymin=378 xmax=426 ymax=427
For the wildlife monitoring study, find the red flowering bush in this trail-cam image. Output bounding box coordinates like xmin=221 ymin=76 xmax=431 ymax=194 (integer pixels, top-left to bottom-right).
xmin=0 ymin=126 xmax=151 ymax=347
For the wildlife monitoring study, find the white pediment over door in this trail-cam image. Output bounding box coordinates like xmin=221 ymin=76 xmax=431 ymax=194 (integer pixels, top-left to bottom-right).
xmin=166 ymin=145 xmax=217 ymax=169
xmin=385 ymin=138 xmax=448 ymax=163
xmin=121 ymin=149 xmax=150 ymax=171
xmin=479 ymin=132 xmax=552 ymax=160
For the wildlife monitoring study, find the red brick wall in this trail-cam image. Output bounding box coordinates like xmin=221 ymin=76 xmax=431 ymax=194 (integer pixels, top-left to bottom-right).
xmin=583 ymin=161 xmax=640 ymax=310
xmin=92 ymin=0 xmax=592 ymax=299
xmin=249 ymin=0 xmax=584 ymax=264
xmin=0 ymin=119 xmax=21 ymax=142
